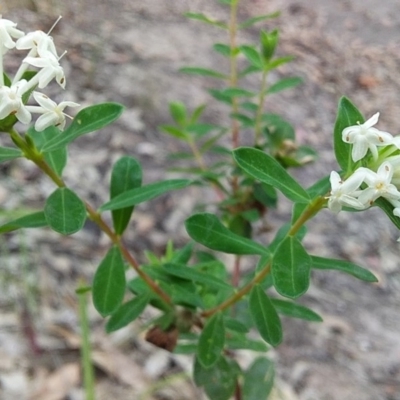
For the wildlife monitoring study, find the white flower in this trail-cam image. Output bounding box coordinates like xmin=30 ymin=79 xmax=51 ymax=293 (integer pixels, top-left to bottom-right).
xmin=342 ymin=112 xmax=393 ymax=162
xmin=0 ymin=15 xmax=25 ymax=51
xmin=16 ymin=30 xmax=58 ymax=57
xmin=327 ymin=169 xmax=367 ymax=213
xmin=358 ymin=161 xmax=400 ymax=207
xmin=0 ymin=80 xmax=31 ymax=124
xmin=24 ymin=52 xmax=65 ymax=89
xmin=26 ymin=91 xmax=79 ymax=131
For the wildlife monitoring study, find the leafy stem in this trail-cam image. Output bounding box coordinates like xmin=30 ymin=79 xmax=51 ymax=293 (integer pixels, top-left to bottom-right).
xmin=202 ymin=196 xmax=327 ymax=318
xmin=229 ymin=0 xmax=240 ymax=194
xmin=9 ymin=127 xmax=172 ymax=306
xmin=254 ymin=69 xmax=269 ymax=146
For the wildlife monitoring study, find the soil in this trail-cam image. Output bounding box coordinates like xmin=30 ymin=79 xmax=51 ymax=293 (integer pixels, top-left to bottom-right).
xmin=1 ymin=1 xmax=400 ymax=399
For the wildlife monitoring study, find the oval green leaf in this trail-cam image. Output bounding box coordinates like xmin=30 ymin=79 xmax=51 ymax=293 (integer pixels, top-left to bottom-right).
xmin=42 ymin=103 xmax=125 ymax=152
xmin=193 ymin=356 xmax=239 ymax=400
xmin=233 ymin=147 xmax=310 ymax=203
xmin=185 ymin=213 xmax=269 ymax=256
xmin=106 ymin=294 xmax=149 ymax=333
xmin=311 ymin=255 xmax=378 ymax=282
xmin=99 ymin=179 xmax=191 ymax=211
xmin=272 ymin=236 xmax=311 ymax=299
xmin=197 ymin=313 xmax=225 ymax=368
xmin=93 ymin=246 xmax=126 ymax=316
xmin=110 ymin=156 xmax=142 ymax=234
xmin=334 ymin=97 xmax=364 ymax=173
xmin=249 ymin=285 xmax=282 ymax=346
xmin=44 ymin=188 xmax=86 ymax=235
xmin=243 ymin=357 xmax=275 ymax=400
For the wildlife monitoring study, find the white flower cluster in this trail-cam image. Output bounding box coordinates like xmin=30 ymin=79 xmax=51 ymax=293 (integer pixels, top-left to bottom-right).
xmin=0 ymin=15 xmax=79 ymax=131
xmin=328 ymin=113 xmax=400 ymax=217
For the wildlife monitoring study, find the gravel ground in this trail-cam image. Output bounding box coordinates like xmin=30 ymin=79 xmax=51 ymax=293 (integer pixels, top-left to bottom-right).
xmin=1 ymin=1 xmax=400 ymax=399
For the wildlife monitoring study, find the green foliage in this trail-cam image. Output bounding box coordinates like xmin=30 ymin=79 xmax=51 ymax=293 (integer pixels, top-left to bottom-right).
xmin=271 ymin=299 xmax=322 ymax=322
xmin=267 ymin=77 xmax=303 ymax=94
xmin=44 ymin=188 xmax=87 ymax=235
xmin=243 ymin=357 xmax=275 ymax=400
xmin=311 ymin=255 xmax=378 ymax=282
xmin=0 ymin=211 xmax=47 ymax=233
xmin=272 ymin=236 xmax=311 ymax=299
xmin=233 ymin=147 xmax=310 ymax=203
xmin=249 ymin=285 xmax=282 ymax=346
xmin=197 ymin=313 xmax=225 ymax=368
xmin=194 ymin=356 xmax=239 ymax=400
xmin=185 ymin=213 xmax=269 ymax=255
xmin=110 ymin=156 xmax=142 ymax=234
xmin=334 ymin=97 xmax=364 ymax=173
xmin=92 ymin=246 xmax=126 ymax=316
xmin=106 ymin=294 xmax=150 ymax=332
xmin=260 ymin=30 xmax=279 ymax=62
xmin=0 ymin=147 xmax=23 ymax=162
xmin=42 ymin=103 xmax=125 ymax=152
xmin=28 ymin=126 xmax=67 ymax=175
xmin=99 ymin=179 xmax=191 ymax=211
xmin=1 ymin=5 xmax=390 ymax=400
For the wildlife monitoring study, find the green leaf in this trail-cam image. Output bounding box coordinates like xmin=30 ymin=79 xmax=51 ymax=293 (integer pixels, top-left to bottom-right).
xmin=190 ymin=104 xmax=207 ymax=124
xmin=163 ymin=263 xmax=231 ymax=290
xmin=239 ymin=45 xmax=264 ymax=69
xmin=0 ymin=147 xmax=23 ymax=162
xmin=161 ymin=281 xmax=204 ymax=309
xmin=197 ymin=313 xmax=225 ymax=368
xmin=271 ymin=299 xmax=323 ymax=322
xmin=267 ymin=77 xmax=303 ymax=94
xmin=260 ymin=30 xmax=279 ymax=62
xmin=238 ymin=11 xmax=280 ymax=29
xmin=184 ymin=12 xmax=227 ymax=29
xmin=169 ymin=101 xmax=187 ymax=125
xmin=213 ymin=43 xmax=232 ymax=57
xmin=42 ymin=103 xmax=124 ymax=152
xmin=159 ymin=125 xmax=188 ymax=141
xmin=28 ymin=126 xmax=67 ymax=175
xmin=266 ymin=56 xmax=295 ymax=70
xmin=311 ymin=255 xmax=378 ymax=282
xmin=106 ymin=294 xmax=149 ymax=332
xmin=224 ymin=317 xmax=249 ymax=333
xmin=170 ymin=242 xmax=194 ymax=264
xmin=262 ymin=113 xmax=295 ymax=143
xmin=93 ymin=246 xmax=126 ymax=316
xmin=194 ymin=356 xmax=239 ymax=400
xmin=44 ymin=188 xmax=86 ymax=235
xmin=179 ymin=67 xmax=227 ymax=79
xmin=110 ymin=156 xmax=142 ymax=235
xmin=375 ymin=197 xmax=400 ymax=230
xmin=185 ymin=213 xmax=269 ymax=255
xmin=226 ymin=335 xmax=269 ymax=352
xmin=99 ymin=179 xmax=191 ymax=211
xmin=334 ymin=97 xmax=364 ymax=173
xmin=233 ymin=147 xmax=310 ymax=203
xmin=249 ymin=285 xmax=282 ymax=346
xmin=0 ymin=211 xmax=47 ymax=233
xmin=272 ymin=236 xmax=311 ymax=299
xmin=243 ymin=357 xmax=274 ymax=400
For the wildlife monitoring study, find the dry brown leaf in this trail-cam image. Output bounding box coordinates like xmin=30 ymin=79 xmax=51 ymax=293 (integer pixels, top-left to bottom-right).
xmin=30 ymin=363 xmax=80 ymax=400
xmin=92 ymin=349 xmax=149 ymax=390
